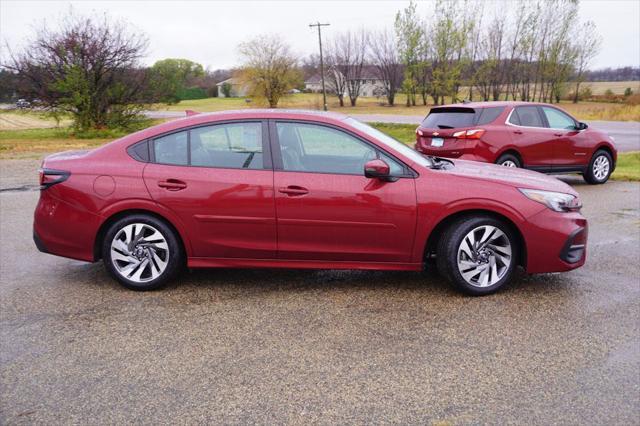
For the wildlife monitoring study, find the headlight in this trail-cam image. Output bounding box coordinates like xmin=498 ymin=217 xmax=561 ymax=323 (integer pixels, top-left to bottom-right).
xmin=519 ymin=188 xmax=581 ymax=212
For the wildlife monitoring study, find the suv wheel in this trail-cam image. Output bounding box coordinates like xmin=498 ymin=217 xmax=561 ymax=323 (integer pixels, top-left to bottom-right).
xmin=496 ymin=153 xmax=521 ymax=168
xmin=437 ymin=216 xmax=518 ymax=296
xmin=583 ymin=150 xmax=612 ymax=184
xmin=102 ymin=214 xmax=183 ymax=290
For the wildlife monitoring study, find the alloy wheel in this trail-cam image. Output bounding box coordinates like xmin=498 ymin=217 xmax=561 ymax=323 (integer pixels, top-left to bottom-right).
xmin=456 ymin=225 xmax=512 ymax=288
xmin=592 ymin=155 xmax=610 ymax=181
xmin=500 ymin=160 xmax=517 ymax=168
xmin=110 ymin=223 xmax=169 ymax=283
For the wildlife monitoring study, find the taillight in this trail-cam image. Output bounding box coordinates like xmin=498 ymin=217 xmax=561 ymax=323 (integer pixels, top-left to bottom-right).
xmin=39 ymin=168 xmax=70 ymax=190
xmin=453 ymin=129 xmax=486 ymax=139
xmin=416 ymin=128 xmax=424 ymax=136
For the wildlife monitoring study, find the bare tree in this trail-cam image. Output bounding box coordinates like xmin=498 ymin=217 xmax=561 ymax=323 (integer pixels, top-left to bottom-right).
xmin=395 ymin=0 xmax=423 ymax=106
xmin=572 ymin=21 xmax=601 ymax=103
xmin=237 ymin=34 xmax=302 ymax=108
xmin=6 ymin=12 xmax=149 ymax=131
xmin=326 ymin=30 xmax=368 ymax=107
xmin=368 ymin=29 xmax=403 ymax=106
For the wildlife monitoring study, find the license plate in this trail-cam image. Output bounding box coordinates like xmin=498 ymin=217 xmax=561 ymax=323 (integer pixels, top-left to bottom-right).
xmin=431 ymin=137 xmax=444 ymax=147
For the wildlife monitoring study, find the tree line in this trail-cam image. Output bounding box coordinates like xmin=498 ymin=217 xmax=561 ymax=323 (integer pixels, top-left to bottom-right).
xmin=1 ymin=0 xmax=635 ymax=131
xmin=315 ymin=0 xmax=606 ymax=107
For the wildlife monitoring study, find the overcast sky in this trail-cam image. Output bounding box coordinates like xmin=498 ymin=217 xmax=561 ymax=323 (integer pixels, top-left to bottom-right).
xmin=1 ymin=0 xmax=639 ymax=70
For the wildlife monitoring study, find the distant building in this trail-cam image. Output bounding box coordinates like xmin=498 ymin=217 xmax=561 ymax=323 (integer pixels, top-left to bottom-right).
xmin=216 ymin=77 xmax=249 ymax=98
xmin=304 ymin=66 xmax=386 ymax=98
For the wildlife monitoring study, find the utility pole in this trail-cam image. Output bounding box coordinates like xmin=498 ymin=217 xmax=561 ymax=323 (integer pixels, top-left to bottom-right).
xmin=309 ymin=22 xmax=330 ymax=111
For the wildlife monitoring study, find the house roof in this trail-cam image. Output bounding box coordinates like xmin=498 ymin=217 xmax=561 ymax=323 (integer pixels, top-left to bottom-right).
xmin=216 ymin=77 xmax=241 ymax=86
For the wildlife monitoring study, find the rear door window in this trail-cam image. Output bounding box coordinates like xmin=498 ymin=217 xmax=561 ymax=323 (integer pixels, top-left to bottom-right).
xmin=510 ymin=106 xmax=545 ymax=128
xmin=154 ymin=131 xmax=188 ymax=165
xmin=190 ymin=122 xmax=263 ymax=169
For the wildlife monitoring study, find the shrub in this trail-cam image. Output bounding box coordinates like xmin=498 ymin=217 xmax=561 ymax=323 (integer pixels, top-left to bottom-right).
xmin=624 ymin=87 xmax=634 ymax=97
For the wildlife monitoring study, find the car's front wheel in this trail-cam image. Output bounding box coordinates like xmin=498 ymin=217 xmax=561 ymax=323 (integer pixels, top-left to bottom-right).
xmin=583 ymin=150 xmax=612 ymax=184
xmin=102 ymin=214 xmax=183 ymax=290
xmin=437 ymin=216 xmax=518 ymax=295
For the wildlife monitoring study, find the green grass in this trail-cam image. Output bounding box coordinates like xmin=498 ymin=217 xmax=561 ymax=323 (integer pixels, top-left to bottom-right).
xmin=0 ymin=119 xmax=163 ymax=159
xmin=369 ymin=123 xmax=417 ymax=145
xmin=612 ymin=151 xmax=640 ymax=181
xmin=1 ymin=119 xmax=638 ymax=183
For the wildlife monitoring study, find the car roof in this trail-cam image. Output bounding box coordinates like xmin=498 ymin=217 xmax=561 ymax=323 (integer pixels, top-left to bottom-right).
xmin=432 ymin=101 xmax=557 ymax=109
xmin=117 ymin=109 xmax=351 ymax=145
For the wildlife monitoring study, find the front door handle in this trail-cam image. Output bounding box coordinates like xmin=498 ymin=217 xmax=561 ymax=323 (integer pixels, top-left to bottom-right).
xmin=513 ymin=130 xmax=523 ymax=135
xmin=553 ymin=132 xmax=564 ymax=136
xmin=278 ymin=185 xmax=309 ymax=196
xmin=158 ymin=179 xmax=187 ymax=191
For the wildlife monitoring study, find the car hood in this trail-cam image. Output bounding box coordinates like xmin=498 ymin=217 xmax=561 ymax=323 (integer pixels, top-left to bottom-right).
xmin=440 ymin=159 xmax=578 ymax=196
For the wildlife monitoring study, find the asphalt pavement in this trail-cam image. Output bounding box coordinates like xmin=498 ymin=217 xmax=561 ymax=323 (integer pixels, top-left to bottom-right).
xmin=0 ymin=160 xmax=639 ymax=424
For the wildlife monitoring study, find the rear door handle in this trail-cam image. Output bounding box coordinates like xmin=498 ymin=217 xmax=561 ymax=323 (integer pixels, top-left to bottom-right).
xmin=513 ymin=130 xmax=523 ymax=135
xmin=158 ymin=179 xmax=187 ymax=191
xmin=278 ymin=185 xmax=309 ymax=196
xmin=553 ymin=132 xmax=564 ymax=136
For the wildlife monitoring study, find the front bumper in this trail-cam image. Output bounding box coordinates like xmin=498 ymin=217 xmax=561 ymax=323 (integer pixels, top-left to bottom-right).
xmin=522 ymin=208 xmax=588 ymax=274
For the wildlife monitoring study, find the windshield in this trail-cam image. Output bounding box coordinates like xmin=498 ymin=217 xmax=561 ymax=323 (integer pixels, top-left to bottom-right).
xmin=344 ymin=118 xmax=433 ymax=167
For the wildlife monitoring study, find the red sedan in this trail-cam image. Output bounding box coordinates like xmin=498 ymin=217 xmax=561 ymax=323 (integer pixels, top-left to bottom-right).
xmin=34 ymin=110 xmax=587 ymax=295
xmin=415 ymin=101 xmax=617 ymax=184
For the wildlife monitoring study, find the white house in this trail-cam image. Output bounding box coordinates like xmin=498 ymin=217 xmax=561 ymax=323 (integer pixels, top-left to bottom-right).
xmin=216 ymin=77 xmax=250 ymax=98
xmin=304 ymin=66 xmax=386 ymax=98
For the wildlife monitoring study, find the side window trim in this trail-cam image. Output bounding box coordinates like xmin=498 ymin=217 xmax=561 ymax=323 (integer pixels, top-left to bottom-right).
xmin=148 ymin=120 xmax=272 ymax=170
xmin=269 ymin=119 xmax=416 ymax=178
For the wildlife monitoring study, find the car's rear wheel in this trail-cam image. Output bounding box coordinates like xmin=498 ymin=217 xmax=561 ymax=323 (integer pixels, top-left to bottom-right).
xmin=496 ymin=153 xmax=521 ymax=168
xmin=437 ymin=216 xmax=518 ymax=296
xmin=102 ymin=214 xmax=183 ymax=290
xmin=583 ymin=150 xmax=612 ymax=184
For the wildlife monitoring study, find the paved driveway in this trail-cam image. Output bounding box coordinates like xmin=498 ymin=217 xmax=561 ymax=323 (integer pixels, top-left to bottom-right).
xmin=1 ymin=161 xmax=638 ymax=424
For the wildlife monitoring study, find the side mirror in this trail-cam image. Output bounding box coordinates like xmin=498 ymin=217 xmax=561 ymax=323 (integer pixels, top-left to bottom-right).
xmin=576 ymin=122 xmax=588 ymax=130
xmin=364 ymin=159 xmax=395 ymax=182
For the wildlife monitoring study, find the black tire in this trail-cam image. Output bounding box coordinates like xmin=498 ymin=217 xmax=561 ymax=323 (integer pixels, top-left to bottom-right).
xmin=496 ymin=153 xmax=521 ymax=168
xmin=436 ymin=215 xmax=519 ymax=296
xmin=583 ymin=149 xmax=612 ymax=184
xmin=102 ymin=214 xmax=184 ymax=291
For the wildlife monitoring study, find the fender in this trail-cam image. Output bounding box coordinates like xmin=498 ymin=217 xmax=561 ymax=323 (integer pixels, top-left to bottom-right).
xmin=96 ymin=198 xmax=194 ymax=256
xmin=411 ymin=197 xmax=528 ymax=262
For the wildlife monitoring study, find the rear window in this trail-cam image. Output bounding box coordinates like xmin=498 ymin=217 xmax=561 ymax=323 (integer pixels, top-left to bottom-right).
xmin=422 ymin=108 xmax=475 ymax=129
xmin=422 ymin=106 xmax=505 ymax=129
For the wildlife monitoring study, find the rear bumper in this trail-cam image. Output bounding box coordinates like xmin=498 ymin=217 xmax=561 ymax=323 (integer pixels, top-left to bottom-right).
xmin=33 ymin=190 xmax=101 ymax=262
xmin=522 ymin=209 xmax=588 ymax=274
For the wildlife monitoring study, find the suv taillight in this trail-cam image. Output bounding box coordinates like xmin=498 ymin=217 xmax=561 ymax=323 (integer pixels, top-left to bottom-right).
xmin=39 ymin=168 xmax=70 ymax=190
xmin=453 ymin=129 xmax=486 ymax=139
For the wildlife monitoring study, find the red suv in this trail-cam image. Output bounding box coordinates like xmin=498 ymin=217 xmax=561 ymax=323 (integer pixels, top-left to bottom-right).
xmin=415 ymin=101 xmax=617 ymax=184
xmin=34 ymin=110 xmax=587 ymax=295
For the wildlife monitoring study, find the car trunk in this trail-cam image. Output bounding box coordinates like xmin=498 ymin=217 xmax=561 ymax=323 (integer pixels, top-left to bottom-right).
xmin=416 ymin=107 xmax=477 ymax=156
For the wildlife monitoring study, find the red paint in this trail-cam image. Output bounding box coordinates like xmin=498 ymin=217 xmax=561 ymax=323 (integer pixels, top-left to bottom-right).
xmin=34 ymin=109 xmax=587 ymax=276
xmin=415 ymin=101 xmax=617 ymax=172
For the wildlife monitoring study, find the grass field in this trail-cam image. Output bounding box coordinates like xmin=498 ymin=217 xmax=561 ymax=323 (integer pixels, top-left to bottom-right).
xmin=1 ymin=121 xmax=636 ymax=182
xmin=0 ymin=110 xmax=72 ymax=130
xmin=155 ymin=93 xmax=640 ymax=121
